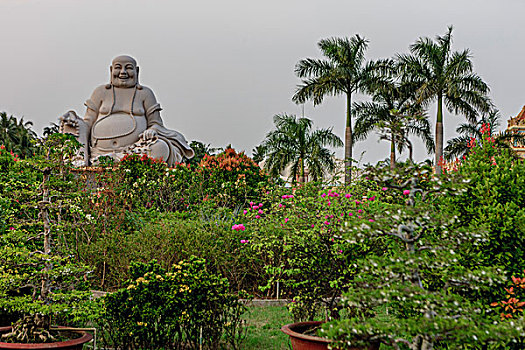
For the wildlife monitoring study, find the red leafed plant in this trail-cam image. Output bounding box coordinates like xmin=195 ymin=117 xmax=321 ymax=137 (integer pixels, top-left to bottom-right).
xmin=491 ymin=271 xmax=525 ymax=320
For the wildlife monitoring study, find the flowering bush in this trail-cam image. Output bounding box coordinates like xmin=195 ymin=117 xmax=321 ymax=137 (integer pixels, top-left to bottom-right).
xmin=101 ymin=258 xmax=247 ymax=349
xmin=198 ymin=147 xmax=271 ymax=208
xmin=239 ymin=181 xmax=388 ymax=320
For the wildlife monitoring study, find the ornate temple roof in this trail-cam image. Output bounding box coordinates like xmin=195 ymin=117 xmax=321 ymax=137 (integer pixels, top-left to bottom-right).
xmin=506 ymin=106 xmax=525 ymax=158
xmin=507 ymin=105 xmax=525 ymax=128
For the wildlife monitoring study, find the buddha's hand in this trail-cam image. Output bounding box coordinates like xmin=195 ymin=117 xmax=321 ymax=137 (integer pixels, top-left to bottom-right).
xmin=141 ymin=129 xmax=158 ymax=141
xmin=59 ymin=110 xmax=81 ymax=128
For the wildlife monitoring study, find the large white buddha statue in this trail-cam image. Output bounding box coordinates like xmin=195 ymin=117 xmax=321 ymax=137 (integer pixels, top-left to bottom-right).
xmin=60 ymin=55 xmax=194 ymax=166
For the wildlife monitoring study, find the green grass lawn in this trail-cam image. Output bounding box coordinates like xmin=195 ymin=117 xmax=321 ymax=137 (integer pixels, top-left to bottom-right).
xmin=243 ymin=305 xmax=293 ymax=349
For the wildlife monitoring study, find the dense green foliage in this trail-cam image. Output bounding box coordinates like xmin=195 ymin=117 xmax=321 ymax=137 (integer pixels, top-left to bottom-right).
xmin=101 ymin=258 xmax=247 ymax=349
xmin=443 ymin=126 xmax=525 ymax=276
xmin=322 ymin=164 xmax=525 ymax=349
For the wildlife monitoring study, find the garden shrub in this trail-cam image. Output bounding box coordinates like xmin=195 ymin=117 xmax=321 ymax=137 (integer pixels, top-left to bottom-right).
xmin=198 ymin=147 xmax=272 ymax=209
xmin=101 ymin=258 xmax=247 ymax=350
xmin=442 ymin=128 xmax=525 ymax=275
xmin=322 ymin=163 xmax=525 ymax=349
xmin=75 ymin=211 xmax=263 ymax=293
xmin=239 ymin=181 xmax=390 ymax=320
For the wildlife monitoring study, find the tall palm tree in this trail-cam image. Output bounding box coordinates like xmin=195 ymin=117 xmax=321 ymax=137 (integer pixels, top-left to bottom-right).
xmin=398 ymin=26 xmax=492 ymax=173
xmin=260 ymin=114 xmax=343 ymax=183
xmin=444 ymin=110 xmax=524 ymax=160
xmin=292 ymin=35 xmax=375 ymax=184
xmin=353 ymin=61 xmax=434 ymax=169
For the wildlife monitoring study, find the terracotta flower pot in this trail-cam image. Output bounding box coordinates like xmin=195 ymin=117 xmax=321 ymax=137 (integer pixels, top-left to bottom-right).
xmin=281 ymin=321 xmax=379 ymax=350
xmin=0 ymin=327 xmax=92 ymax=350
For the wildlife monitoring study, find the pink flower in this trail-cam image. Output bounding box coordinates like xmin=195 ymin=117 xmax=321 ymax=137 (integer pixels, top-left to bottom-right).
xmin=368 ymin=195 xmax=376 ymax=201
xmin=249 ymin=201 xmax=254 ymax=206
xmin=284 ymin=218 xmax=289 ymax=223
xmin=357 ymin=209 xmax=363 ymax=213
xmin=311 ymin=224 xmax=315 ymax=228
xmin=255 ymin=215 xmax=261 ymax=219
xmin=403 ymin=190 xmax=410 ymax=195
xmin=358 ymin=216 xmax=362 ymax=219
xmin=324 ymin=221 xmax=330 ymax=225
xmin=321 ymin=193 xmax=327 ymax=198
xmin=327 ymin=201 xmax=331 ymax=206
xmin=259 ymin=203 xmax=263 ymax=207
xmin=258 ymin=209 xmax=263 ymax=214
xmin=243 ymin=210 xmax=248 ymax=215
xmin=348 ymin=212 xmax=353 ymax=216
xmin=338 ymin=249 xmax=343 ymax=253
xmin=345 ymin=193 xmax=352 ymax=198
xmin=9 ymin=227 xmax=14 ymax=230
xmin=368 ymin=219 xmax=375 ymax=222
xmin=381 ymin=187 xmax=387 ymax=191
xmin=355 ymin=200 xmax=360 ymax=205
xmin=278 ymin=203 xmax=284 ymax=208
xmin=240 ymin=239 xmax=249 ymax=244
xmin=232 ymin=224 xmax=246 ymax=231
xmin=253 ymin=205 xmax=259 ymax=210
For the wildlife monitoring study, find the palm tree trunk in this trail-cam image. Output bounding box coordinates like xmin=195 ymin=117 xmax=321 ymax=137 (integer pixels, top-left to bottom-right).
xmin=345 ymin=92 xmax=352 ymax=185
xmin=408 ymin=140 xmax=414 ymax=162
xmin=435 ymin=95 xmax=444 ymax=175
xmin=299 ymin=157 xmax=306 ymax=183
xmin=390 ymin=133 xmax=396 ymax=170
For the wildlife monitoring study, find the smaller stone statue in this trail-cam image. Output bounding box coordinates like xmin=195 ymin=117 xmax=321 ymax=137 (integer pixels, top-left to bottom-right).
xmin=60 ymin=55 xmax=194 ymax=166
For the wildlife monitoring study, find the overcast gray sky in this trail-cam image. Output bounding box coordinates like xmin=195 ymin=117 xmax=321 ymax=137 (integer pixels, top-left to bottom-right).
xmin=1 ymin=0 xmax=524 ymax=164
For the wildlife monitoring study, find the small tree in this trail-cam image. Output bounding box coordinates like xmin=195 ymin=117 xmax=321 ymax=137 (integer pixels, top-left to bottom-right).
xmin=0 ymin=134 xmax=94 ymax=342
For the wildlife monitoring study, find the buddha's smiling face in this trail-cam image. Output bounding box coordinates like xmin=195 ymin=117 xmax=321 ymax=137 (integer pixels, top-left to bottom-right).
xmin=110 ymin=56 xmax=138 ymax=88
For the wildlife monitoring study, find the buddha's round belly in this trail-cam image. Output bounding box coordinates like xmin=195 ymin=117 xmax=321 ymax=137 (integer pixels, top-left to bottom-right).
xmin=92 ymin=113 xmax=147 ymax=150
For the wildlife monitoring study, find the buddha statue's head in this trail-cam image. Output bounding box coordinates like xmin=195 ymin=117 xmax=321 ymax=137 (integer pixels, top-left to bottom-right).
xmin=110 ymin=55 xmax=139 ymax=88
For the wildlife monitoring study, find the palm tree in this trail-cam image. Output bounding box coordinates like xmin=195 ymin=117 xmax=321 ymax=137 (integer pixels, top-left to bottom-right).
xmin=353 ymin=61 xmax=434 ymax=170
xmin=43 ymin=122 xmax=60 ymax=137
xmin=292 ymin=35 xmax=375 ymax=184
xmin=260 ymin=114 xmax=343 ymax=183
xmin=251 ymin=145 xmax=266 ymax=164
xmin=398 ymin=26 xmax=492 ymax=173
xmin=444 ymin=110 xmax=524 ymax=160
xmin=0 ymin=112 xmax=37 ymax=158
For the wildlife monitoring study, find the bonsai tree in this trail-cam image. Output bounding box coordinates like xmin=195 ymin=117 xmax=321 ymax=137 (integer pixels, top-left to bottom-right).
xmin=321 ymin=163 xmax=525 ymax=349
xmin=0 ymin=134 xmax=94 ymax=342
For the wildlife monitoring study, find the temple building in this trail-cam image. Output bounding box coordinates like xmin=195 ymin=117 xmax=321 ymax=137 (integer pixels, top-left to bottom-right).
xmin=506 ymin=106 xmax=525 ymax=158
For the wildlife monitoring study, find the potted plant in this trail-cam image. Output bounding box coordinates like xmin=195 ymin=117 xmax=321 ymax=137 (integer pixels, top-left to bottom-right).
xmin=0 ymin=134 xmax=95 ymax=348
xmin=321 ymin=163 xmax=525 ymax=349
